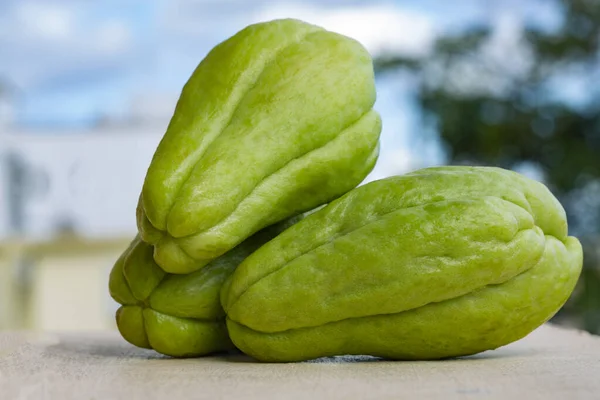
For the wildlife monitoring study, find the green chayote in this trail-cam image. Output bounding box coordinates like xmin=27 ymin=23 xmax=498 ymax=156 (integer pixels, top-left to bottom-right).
xmin=109 ymin=216 xmax=302 ymax=357
xmin=221 ymin=166 xmax=583 ymax=362
xmin=136 ymin=18 xmax=381 ymax=274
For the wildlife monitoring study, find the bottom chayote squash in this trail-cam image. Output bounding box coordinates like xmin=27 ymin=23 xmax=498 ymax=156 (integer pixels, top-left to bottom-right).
xmin=221 ymin=166 xmax=583 ymax=362
xmin=109 ymin=216 xmax=302 ymax=357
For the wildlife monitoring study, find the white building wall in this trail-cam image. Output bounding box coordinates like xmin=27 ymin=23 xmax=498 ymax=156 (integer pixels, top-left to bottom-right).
xmin=0 ymin=144 xmax=8 ymax=239
xmin=0 ymin=123 xmax=168 ymax=240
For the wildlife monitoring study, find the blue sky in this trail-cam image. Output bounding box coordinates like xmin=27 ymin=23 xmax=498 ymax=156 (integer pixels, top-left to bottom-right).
xmin=0 ymin=0 xmax=573 ymax=182
xmin=0 ymin=0 xmax=563 ymax=128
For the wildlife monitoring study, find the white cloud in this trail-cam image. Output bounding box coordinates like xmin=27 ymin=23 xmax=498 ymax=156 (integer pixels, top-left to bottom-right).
xmin=253 ymin=3 xmax=435 ymax=58
xmin=0 ymin=1 xmax=135 ymax=91
xmin=15 ymin=2 xmax=73 ymax=41
xmin=95 ymin=20 xmax=133 ymax=54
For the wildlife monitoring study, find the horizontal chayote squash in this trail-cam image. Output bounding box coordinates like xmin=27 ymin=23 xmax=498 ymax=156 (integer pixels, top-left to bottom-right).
xmin=221 ymin=166 xmax=583 ymax=362
xmin=137 ymin=18 xmax=381 ymax=274
xmin=109 ymin=216 xmax=302 ymax=357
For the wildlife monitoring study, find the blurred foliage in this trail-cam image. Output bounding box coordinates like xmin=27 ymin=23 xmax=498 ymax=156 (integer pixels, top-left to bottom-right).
xmin=376 ymin=0 xmax=600 ymax=333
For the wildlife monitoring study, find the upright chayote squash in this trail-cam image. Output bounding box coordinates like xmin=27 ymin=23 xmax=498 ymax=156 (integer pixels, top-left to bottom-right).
xmin=136 ymin=18 xmax=382 ymax=274
xmin=221 ymin=166 xmax=583 ymax=362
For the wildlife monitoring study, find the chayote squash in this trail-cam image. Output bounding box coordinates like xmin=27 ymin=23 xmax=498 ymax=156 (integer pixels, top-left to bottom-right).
xmin=221 ymin=166 xmax=583 ymax=362
xmin=109 ymin=216 xmax=302 ymax=357
xmin=136 ymin=18 xmax=382 ymax=274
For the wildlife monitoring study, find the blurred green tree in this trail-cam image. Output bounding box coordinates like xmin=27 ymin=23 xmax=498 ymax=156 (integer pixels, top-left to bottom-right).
xmin=375 ymin=0 xmax=600 ymax=333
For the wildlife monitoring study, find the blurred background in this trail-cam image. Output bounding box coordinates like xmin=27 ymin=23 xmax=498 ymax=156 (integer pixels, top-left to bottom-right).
xmin=0 ymin=0 xmax=598 ymax=334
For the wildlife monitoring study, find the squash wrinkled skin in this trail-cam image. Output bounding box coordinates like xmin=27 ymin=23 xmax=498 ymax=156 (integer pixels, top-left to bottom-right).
xmin=221 ymin=166 xmax=583 ymax=362
xmin=137 ymin=18 xmax=382 ymax=274
xmin=109 ymin=216 xmax=302 ymax=357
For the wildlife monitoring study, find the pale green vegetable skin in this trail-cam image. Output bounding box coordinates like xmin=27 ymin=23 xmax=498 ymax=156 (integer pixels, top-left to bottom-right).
xmin=221 ymin=166 xmax=583 ymax=362
xmin=137 ymin=18 xmax=381 ymax=274
xmin=109 ymin=216 xmax=302 ymax=357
